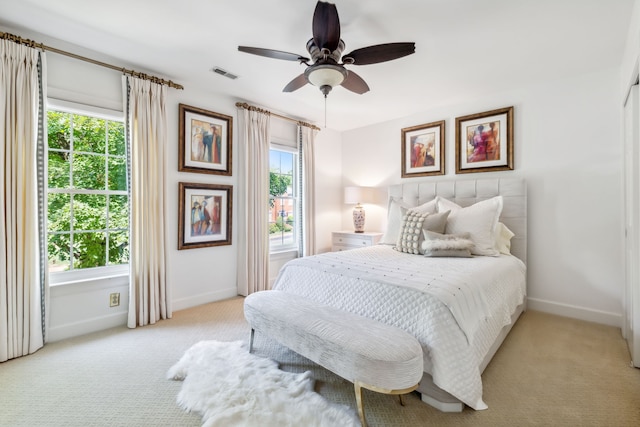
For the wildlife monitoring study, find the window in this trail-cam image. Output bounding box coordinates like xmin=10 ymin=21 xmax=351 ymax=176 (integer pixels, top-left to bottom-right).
xmin=269 ymin=147 xmax=299 ymax=252
xmin=47 ymin=104 xmax=129 ymax=275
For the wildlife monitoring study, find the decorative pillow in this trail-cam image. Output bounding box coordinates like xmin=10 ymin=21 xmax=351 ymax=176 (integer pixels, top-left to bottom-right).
xmin=422 ymin=209 xmax=449 ymax=234
xmin=495 ymin=222 xmax=515 ymax=255
xmin=381 ymin=198 xmax=437 ymax=245
xmin=422 ymin=230 xmax=474 ymax=257
xmin=394 ymin=210 xmax=430 ymax=254
xmin=436 ymin=196 xmax=503 ymax=256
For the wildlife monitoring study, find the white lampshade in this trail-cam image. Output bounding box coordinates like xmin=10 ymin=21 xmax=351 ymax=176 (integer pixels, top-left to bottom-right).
xmin=344 ymin=186 xmax=364 ymax=205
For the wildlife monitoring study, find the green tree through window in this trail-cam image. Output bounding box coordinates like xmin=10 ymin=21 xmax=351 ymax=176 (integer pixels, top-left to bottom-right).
xmin=47 ymin=109 xmax=129 ymax=272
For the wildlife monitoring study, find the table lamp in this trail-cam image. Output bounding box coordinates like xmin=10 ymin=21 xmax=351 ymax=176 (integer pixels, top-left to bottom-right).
xmin=344 ymin=186 xmax=368 ymax=233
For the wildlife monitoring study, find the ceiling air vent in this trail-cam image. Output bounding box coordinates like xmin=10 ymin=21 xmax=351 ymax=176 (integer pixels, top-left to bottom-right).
xmin=211 ymin=67 xmax=238 ymax=80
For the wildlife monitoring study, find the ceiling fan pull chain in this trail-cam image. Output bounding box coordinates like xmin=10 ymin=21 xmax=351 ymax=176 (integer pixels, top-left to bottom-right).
xmin=324 ymin=95 xmax=327 ymax=128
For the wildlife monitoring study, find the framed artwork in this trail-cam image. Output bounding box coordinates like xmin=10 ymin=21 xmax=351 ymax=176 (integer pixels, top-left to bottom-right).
xmin=178 ymin=182 xmax=232 ymax=250
xmin=401 ymin=120 xmax=445 ymax=178
xmin=455 ymin=106 xmax=513 ymax=174
xmin=178 ymin=104 xmax=232 ymax=176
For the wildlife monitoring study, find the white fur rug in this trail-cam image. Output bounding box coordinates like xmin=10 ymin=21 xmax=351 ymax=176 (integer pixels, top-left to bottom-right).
xmin=167 ymin=340 xmax=359 ymax=427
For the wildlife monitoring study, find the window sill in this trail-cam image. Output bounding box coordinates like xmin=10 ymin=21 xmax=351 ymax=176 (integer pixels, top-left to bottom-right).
xmin=270 ymin=249 xmax=299 ymax=260
xmin=49 ymin=265 xmax=129 ymax=287
xmin=50 ymin=271 xmax=129 ymax=288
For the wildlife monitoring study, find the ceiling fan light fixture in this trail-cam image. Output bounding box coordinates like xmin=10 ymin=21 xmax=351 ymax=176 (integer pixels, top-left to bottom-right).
xmin=305 ymin=64 xmax=347 ymax=93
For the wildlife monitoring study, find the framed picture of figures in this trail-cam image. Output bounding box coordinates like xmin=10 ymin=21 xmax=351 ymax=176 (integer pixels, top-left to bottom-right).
xmin=178 ymin=182 xmax=232 ymax=250
xmin=178 ymin=104 xmax=232 ymax=176
xmin=401 ymin=120 xmax=445 ymax=178
xmin=455 ymin=106 xmax=513 ymax=174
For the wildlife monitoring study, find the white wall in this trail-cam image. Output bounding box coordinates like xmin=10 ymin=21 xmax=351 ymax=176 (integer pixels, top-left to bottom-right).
xmin=314 ymin=127 xmax=344 ymax=253
xmin=341 ymin=67 xmax=625 ymax=327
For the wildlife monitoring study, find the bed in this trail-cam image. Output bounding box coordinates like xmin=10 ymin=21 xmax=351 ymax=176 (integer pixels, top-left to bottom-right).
xmin=272 ymin=178 xmax=527 ymax=412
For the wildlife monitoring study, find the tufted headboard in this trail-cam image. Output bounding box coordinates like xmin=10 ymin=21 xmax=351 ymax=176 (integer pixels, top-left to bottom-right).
xmin=388 ymin=178 xmax=527 ymax=264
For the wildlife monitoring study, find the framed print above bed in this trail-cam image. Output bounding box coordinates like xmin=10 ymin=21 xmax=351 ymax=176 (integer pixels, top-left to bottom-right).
xmin=401 ymin=120 xmax=445 ymax=178
xmin=178 ymin=182 xmax=232 ymax=250
xmin=178 ymin=104 xmax=232 ymax=176
xmin=455 ymin=106 xmax=513 ymax=174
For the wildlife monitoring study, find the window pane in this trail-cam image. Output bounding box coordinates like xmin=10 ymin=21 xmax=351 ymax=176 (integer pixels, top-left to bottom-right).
xmin=47 ymin=111 xmax=71 ymax=150
xmin=48 ymin=151 xmax=70 ymax=189
xmin=108 ymin=156 xmax=127 ymax=191
xmin=48 ymin=233 xmax=70 ymax=272
xmin=108 ymin=231 xmax=129 ymax=265
xmin=47 ymin=107 xmax=129 ymax=275
xmin=108 ymin=121 xmax=126 ymax=156
xmin=73 ymin=194 xmax=107 ymax=231
xmin=73 ymin=115 xmax=106 ymax=153
xmin=269 ymin=196 xmax=296 ymax=248
xmin=73 ymin=232 xmax=107 ymax=269
xmin=73 ymin=153 xmax=105 ymax=189
xmin=269 ymin=148 xmax=298 ymax=251
xmin=48 ymin=193 xmax=71 ymax=232
xmin=109 ymin=195 xmax=129 ymax=229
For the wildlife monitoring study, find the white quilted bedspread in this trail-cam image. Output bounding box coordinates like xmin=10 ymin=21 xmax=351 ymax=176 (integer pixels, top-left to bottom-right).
xmin=272 ymin=245 xmax=526 ymax=410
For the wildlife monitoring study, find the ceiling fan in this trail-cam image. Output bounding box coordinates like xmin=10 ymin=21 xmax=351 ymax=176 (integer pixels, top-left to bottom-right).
xmin=238 ymin=1 xmax=416 ymax=98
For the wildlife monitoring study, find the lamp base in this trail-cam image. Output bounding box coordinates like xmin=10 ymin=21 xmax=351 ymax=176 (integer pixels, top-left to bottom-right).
xmin=353 ymin=205 xmax=365 ymax=233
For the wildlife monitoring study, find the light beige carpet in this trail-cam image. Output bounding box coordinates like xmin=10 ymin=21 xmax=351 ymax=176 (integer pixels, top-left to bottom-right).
xmin=1 ymin=296 xmax=639 ymax=426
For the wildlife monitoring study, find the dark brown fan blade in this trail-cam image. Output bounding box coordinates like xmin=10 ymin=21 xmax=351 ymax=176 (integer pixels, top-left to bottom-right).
xmin=341 ymin=70 xmax=369 ymax=94
xmin=312 ymin=1 xmax=340 ymax=52
xmin=283 ymin=74 xmax=309 ymax=92
xmin=238 ymin=46 xmax=309 ymax=62
xmin=343 ymin=43 xmax=415 ymax=65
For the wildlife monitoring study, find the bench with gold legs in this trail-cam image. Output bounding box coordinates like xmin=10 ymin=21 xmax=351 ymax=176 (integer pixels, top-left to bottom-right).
xmin=244 ymin=290 xmax=424 ymax=427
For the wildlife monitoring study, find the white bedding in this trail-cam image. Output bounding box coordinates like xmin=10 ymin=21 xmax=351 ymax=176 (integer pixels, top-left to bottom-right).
xmin=272 ymin=245 xmax=526 ymax=410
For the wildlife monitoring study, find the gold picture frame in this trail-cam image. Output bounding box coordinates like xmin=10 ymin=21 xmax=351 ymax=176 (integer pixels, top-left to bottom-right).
xmin=178 ymin=182 xmax=232 ymax=250
xmin=455 ymin=106 xmax=514 ymax=174
xmin=178 ymin=104 xmax=232 ymax=176
xmin=401 ymin=120 xmax=445 ymax=178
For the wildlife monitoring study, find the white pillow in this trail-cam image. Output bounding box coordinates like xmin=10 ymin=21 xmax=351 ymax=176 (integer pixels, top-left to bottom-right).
xmin=381 ymin=198 xmax=410 ymax=245
xmin=381 ymin=198 xmax=437 ymax=245
xmin=436 ymin=196 xmax=503 ymax=256
xmin=495 ymin=222 xmax=515 ymax=255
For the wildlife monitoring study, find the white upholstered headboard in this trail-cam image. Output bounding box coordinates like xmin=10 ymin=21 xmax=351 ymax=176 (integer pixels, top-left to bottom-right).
xmin=388 ymin=178 xmax=527 ymax=263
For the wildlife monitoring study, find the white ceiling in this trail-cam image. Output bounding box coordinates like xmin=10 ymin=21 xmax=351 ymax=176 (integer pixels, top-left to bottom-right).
xmin=0 ymin=0 xmax=634 ymax=131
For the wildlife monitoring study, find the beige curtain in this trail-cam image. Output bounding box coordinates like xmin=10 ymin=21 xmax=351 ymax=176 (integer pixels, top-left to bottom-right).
xmin=237 ymin=107 xmax=271 ymax=295
xmin=0 ymin=40 xmax=46 ymax=361
xmin=300 ymin=125 xmax=317 ymax=256
xmin=124 ymin=76 xmax=170 ymax=328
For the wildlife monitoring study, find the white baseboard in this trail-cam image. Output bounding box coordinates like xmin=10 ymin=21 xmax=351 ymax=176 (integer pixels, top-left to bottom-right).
xmin=48 ymin=311 xmax=128 ymax=342
xmin=526 ymin=297 xmax=622 ymax=328
xmin=48 ymin=288 xmax=239 ymax=342
xmin=172 ymin=287 xmax=239 ymax=312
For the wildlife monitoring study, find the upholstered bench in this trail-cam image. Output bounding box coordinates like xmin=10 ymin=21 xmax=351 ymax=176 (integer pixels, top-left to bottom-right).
xmin=244 ymin=290 xmax=423 ymax=427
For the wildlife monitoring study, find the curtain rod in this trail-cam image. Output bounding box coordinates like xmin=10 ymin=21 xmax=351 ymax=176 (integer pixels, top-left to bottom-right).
xmin=0 ymin=30 xmax=184 ymax=90
xmin=236 ymin=102 xmax=320 ymax=131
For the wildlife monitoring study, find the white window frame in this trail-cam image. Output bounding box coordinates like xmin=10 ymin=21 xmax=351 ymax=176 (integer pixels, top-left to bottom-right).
xmin=47 ymin=99 xmax=129 ymax=286
xmin=269 ymin=141 xmax=300 ymax=254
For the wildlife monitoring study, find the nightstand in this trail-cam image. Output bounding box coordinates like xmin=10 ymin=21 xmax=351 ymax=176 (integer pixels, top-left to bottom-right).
xmin=331 ymin=231 xmax=383 ymax=252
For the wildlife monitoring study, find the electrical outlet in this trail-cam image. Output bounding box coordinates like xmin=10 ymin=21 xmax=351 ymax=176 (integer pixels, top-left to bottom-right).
xmin=109 ymin=292 xmax=120 ymax=307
